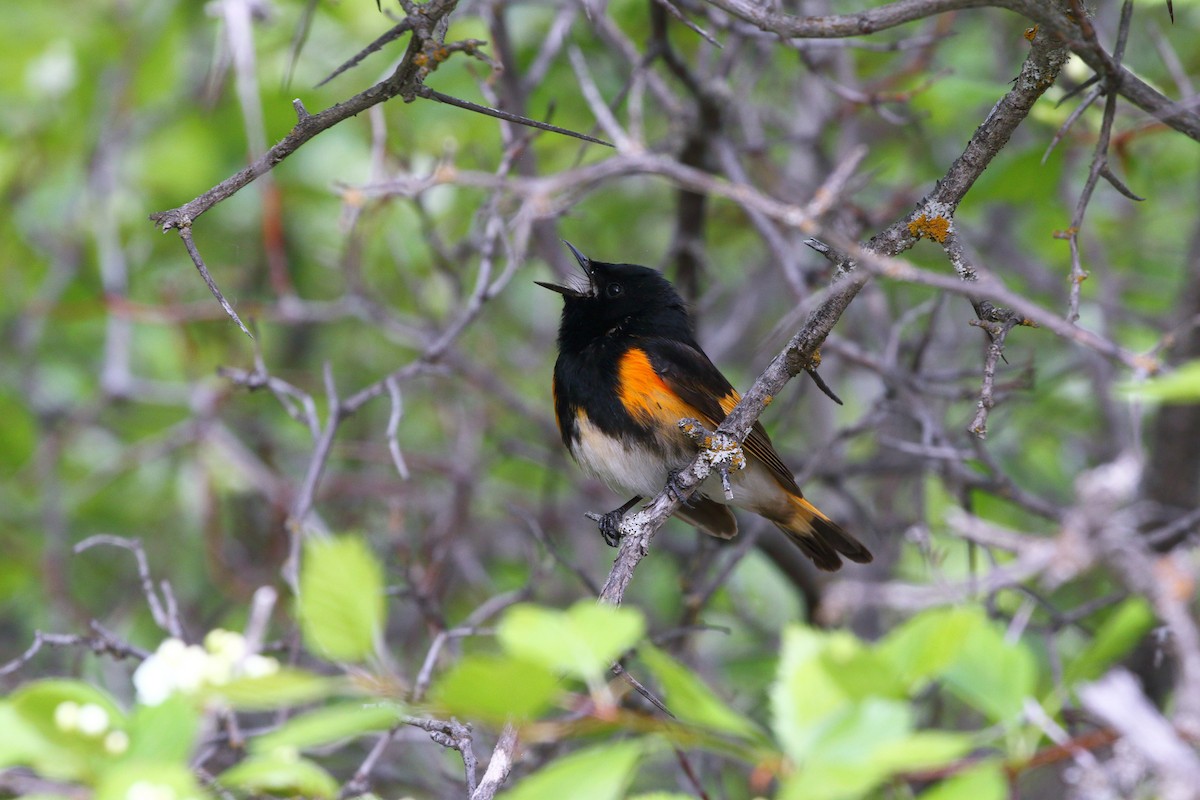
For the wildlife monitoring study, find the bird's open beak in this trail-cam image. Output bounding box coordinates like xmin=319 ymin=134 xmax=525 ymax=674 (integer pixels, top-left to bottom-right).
xmin=535 ymin=241 xmax=593 ymax=297
xmin=535 ymin=280 xmax=585 ymax=297
xmin=563 ymin=240 xmax=591 ymax=273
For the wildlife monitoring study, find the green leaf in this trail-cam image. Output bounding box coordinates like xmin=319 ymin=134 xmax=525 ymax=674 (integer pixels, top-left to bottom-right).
xmin=770 ymin=626 xmax=852 ymax=762
xmin=780 ymin=701 xmax=967 ymax=800
xmin=250 ymin=701 xmax=402 ymax=753
xmin=432 ymin=654 xmax=560 ymax=722
xmin=299 ymin=535 xmax=386 ymax=662
xmin=807 ymin=698 xmax=913 ymax=765
xmin=917 ymin=761 xmax=1007 ymax=800
xmin=499 ymin=739 xmax=647 ymax=800
xmin=8 ymin=680 xmax=127 ymax=781
xmin=942 ymin=621 xmax=1035 ymax=723
xmin=210 ymin=668 xmax=339 ymax=711
xmin=821 ymin=633 xmax=907 ymax=701
xmin=0 ymin=700 xmax=70 ymax=773
xmin=639 ymin=645 xmax=766 ymax=743
xmin=95 ymin=762 xmax=206 ymax=800
xmin=219 ymin=751 xmax=339 ymax=799
xmin=1122 ymin=360 xmax=1200 ymax=403
xmin=871 ymin=731 xmax=973 ymax=773
xmin=497 ymin=601 xmax=645 ymax=684
xmin=1064 ymin=597 xmax=1156 ymax=685
xmin=123 ymin=695 xmax=200 ymax=764
xmin=878 ymin=608 xmax=981 ymax=691
xmin=11 ymin=680 xmax=126 ymax=741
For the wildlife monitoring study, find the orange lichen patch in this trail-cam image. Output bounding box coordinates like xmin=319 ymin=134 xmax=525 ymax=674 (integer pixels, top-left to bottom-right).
xmin=617 ymin=349 xmax=697 ymax=424
xmin=1155 ymin=555 xmax=1196 ymax=602
xmin=763 ymin=394 xmax=773 ymax=406
xmin=908 ymin=214 xmax=951 ymax=243
xmin=1053 ymin=227 xmax=1079 ymax=239
xmin=1024 ymin=24 xmax=1039 ymax=41
xmin=1132 ymin=353 xmax=1162 ymax=375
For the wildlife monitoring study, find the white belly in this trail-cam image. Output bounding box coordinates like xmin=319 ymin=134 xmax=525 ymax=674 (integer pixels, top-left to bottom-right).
xmin=572 ymin=415 xmax=671 ymax=497
xmin=572 ymin=414 xmax=792 ymax=518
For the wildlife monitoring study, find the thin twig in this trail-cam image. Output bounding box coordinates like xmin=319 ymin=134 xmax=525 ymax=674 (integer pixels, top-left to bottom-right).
xmin=419 ymin=87 xmax=614 ymax=147
xmin=0 ymin=630 xmax=148 ymax=677
xmin=1065 ymin=0 xmax=1139 ymax=323
xmin=385 ymin=377 xmax=412 ymax=480
xmin=319 ymin=18 xmax=415 ymax=87
xmin=178 ymin=225 xmax=252 ymax=337
xmin=74 ymin=535 xmax=183 ymax=637
xmin=339 ymin=723 xmax=404 ymax=799
xmin=968 ymin=316 xmax=1020 ymax=438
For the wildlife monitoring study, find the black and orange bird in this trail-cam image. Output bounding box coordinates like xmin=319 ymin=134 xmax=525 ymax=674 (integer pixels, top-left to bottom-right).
xmin=538 ymin=243 xmax=872 ymax=571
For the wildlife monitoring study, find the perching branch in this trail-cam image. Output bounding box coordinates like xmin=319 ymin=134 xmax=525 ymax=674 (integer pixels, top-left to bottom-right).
xmin=597 ymin=10 xmax=1079 ymax=605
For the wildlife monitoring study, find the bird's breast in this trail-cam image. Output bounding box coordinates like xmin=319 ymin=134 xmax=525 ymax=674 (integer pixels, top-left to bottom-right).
xmin=569 ymin=410 xmax=676 ymax=497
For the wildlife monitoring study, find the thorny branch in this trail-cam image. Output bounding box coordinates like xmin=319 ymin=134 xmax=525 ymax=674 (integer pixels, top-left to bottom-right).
xmin=704 ymin=0 xmax=1200 ymax=141
xmin=148 ymin=0 xmax=607 ymax=331
xmin=598 ymin=14 xmax=1073 ymax=606
xmin=45 ymin=0 xmax=1192 ymax=796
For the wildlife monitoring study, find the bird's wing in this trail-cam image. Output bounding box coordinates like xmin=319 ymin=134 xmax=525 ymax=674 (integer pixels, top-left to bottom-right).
xmin=641 ymin=337 xmax=804 ymax=496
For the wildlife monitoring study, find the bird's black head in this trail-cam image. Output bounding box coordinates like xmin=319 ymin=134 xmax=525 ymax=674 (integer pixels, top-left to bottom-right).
xmin=538 ymin=242 xmax=695 ymax=353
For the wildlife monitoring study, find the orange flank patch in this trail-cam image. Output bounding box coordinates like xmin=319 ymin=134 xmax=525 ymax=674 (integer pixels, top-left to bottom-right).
xmin=617 ymin=348 xmax=698 ymax=425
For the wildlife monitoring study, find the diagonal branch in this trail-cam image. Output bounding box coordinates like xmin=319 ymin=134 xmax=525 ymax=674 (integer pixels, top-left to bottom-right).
xmin=318 ymin=18 xmax=416 ymax=87
xmin=418 ymin=86 xmax=614 ymax=147
xmin=149 ymin=0 xmax=608 ymax=333
xmin=701 ymin=0 xmax=1200 ymax=142
xmin=598 ymin=11 xmax=1075 ymax=605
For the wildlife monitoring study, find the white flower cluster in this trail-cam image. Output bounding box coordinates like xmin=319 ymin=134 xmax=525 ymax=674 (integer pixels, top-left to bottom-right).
xmin=53 ymin=700 xmax=128 ymax=755
xmin=133 ymin=629 xmax=279 ymax=706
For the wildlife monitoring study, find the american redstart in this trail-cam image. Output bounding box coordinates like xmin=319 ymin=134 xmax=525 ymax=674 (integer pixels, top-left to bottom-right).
xmin=538 ymin=242 xmax=872 ymax=571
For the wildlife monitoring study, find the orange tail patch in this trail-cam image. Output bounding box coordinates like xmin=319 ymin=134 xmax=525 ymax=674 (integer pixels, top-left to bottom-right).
xmin=775 ymin=495 xmax=873 ymax=571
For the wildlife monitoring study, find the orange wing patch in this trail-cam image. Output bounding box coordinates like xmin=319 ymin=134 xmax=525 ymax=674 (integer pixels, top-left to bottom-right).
xmin=618 ymin=348 xmax=703 ymax=426
xmin=717 ymin=391 xmax=740 ymax=416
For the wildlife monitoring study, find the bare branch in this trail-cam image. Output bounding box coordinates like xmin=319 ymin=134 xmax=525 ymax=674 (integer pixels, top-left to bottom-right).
xmin=0 ymin=629 xmax=148 ymax=677
xmin=701 ymin=0 xmax=1200 ymax=140
xmin=178 ymin=225 xmax=252 ymax=337
xmin=419 ymin=86 xmax=614 ymax=147
xmin=74 ymin=535 xmax=184 ymax=638
xmin=470 ymin=724 xmax=518 ymax=800
xmin=318 ymin=18 xmax=415 ymax=87
xmin=968 ymin=315 xmax=1021 ymax=438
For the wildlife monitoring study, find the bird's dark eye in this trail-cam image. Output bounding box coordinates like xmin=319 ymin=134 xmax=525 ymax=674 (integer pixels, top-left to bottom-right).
xmin=605 ymin=283 xmax=624 ymax=299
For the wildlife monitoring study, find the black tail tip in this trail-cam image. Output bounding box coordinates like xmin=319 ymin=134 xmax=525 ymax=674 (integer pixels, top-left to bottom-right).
xmin=785 ymin=516 xmax=873 ymax=572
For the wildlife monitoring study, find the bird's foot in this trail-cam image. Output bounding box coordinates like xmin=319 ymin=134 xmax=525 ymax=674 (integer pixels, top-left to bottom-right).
xmin=664 ymin=469 xmax=697 ymax=507
xmin=585 ymin=495 xmax=643 ymax=548
xmin=677 ymin=418 xmax=745 ymax=501
xmin=596 ymin=509 xmax=624 ymax=547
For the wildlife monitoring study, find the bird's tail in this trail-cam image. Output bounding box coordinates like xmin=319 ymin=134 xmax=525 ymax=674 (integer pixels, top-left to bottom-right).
xmin=775 ymin=494 xmax=873 ymax=571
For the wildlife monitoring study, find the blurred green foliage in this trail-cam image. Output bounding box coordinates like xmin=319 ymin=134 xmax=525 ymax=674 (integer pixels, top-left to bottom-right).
xmin=1 ymin=0 xmax=1199 ymax=797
